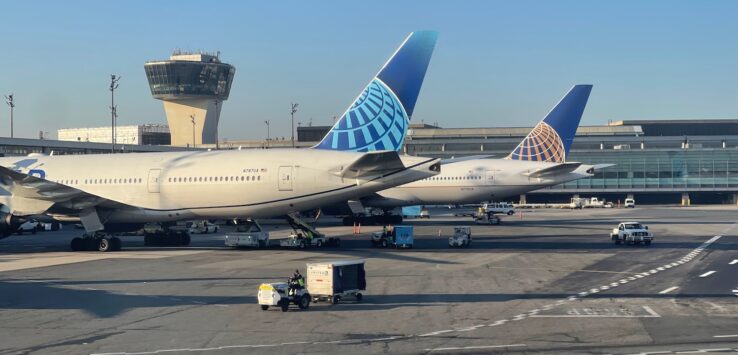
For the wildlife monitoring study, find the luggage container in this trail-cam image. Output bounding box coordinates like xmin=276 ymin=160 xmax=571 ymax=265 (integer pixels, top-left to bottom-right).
xmin=307 ymin=260 xmax=366 ymax=304
xmin=371 ymin=225 xmax=414 ymax=248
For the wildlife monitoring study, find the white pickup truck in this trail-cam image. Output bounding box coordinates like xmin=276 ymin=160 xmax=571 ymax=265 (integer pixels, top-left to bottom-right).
xmin=611 ymin=222 xmax=653 ymax=245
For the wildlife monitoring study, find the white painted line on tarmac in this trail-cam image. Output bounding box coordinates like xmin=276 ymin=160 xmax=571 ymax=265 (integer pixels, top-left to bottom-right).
xmin=730 ymin=259 xmax=738 ymax=265
xmin=488 ymin=319 xmax=508 ymax=327
xmin=714 ymin=334 xmax=738 ymax=338
xmin=659 ymin=286 xmax=679 ymax=294
xmin=642 ymin=305 xmax=661 ymax=317
xmin=424 ymin=344 xmax=526 ymax=352
xmin=699 ymin=271 xmax=716 ymax=278
xmin=419 ymin=330 xmax=454 ymax=337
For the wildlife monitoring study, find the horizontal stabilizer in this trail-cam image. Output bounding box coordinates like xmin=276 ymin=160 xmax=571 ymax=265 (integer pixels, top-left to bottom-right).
xmin=591 ymin=163 xmax=615 ymax=170
xmin=441 ymin=155 xmax=495 ymax=165
xmin=337 ymin=151 xmax=405 ymax=179
xmin=525 ymin=162 xmax=583 ymax=178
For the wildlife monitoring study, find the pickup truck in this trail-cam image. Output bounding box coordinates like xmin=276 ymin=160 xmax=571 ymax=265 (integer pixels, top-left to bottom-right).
xmin=611 ymin=222 xmax=653 ymax=245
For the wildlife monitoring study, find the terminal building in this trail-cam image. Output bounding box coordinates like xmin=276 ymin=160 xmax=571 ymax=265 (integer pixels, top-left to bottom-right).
xmin=58 ymin=124 xmax=171 ymax=145
xmin=295 ymin=119 xmax=738 ymax=205
xmin=144 ymin=52 xmax=235 ymax=147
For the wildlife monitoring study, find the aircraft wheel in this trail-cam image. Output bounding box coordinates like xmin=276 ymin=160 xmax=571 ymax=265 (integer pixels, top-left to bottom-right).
xmin=97 ymin=238 xmax=112 ymax=252
xmin=381 ymin=239 xmax=387 ymax=248
xmin=260 ymin=305 xmax=269 ymax=311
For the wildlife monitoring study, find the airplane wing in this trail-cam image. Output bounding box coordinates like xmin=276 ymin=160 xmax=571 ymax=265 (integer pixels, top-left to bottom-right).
xmin=525 ymin=162 xmax=583 ymax=178
xmin=0 ymin=165 xmax=132 ymax=216
xmin=441 ymin=155 xmax=495 ymax=165
xmin=337 ymin=151 xmax=405 ymax=179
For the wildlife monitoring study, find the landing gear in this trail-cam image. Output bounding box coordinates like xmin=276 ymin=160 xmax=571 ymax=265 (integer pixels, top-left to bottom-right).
xmin=70 ymin=235 xmax=122 ymax=252
xmin=143 ymin=229 xmax=191 ymax=247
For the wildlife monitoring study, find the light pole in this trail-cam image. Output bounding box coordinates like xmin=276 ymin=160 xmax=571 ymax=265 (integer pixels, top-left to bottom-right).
xmin=264 ymin=120 xmax=270 ymax=146
xmin=109 ymin=75 xmax=121 ymax=153
xmin=290 ymin=102 xmax=298 ymax=147
xmin=190 ymin=114 xmax=196 ymax=149
xmin=4 ymin=94 xmax=14 ymax=138
xmin=214 ymin=97 xmax=221 ymax=150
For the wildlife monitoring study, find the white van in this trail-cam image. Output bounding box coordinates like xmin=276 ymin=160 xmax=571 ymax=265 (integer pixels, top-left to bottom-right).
xmin=483 ymin=202 xmax=515 ymax=215
xmin=624 ymin=198 xmax=635 ymax=208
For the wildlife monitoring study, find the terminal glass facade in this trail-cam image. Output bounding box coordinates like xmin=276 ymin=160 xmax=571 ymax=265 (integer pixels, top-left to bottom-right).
xmin=144 ymin=62 xmax=235 ymax=99
xmin=556 ymin=149 xmax=738 ymax=191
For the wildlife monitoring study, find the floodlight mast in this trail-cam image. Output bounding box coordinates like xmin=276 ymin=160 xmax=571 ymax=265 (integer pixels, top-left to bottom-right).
xmin=4 ymin=94 xmax=14 ymax=138
xmin=290 ymin=102 xmax=298 ymax=147
xmin=109 ymin=75 xmax=121 ymax=153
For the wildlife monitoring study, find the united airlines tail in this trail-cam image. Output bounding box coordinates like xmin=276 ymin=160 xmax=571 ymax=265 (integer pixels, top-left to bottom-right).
xmin=313 ymin=31 xmax=438 ymax=152
xmin=506 ymin=85 xmax=593 ymax=163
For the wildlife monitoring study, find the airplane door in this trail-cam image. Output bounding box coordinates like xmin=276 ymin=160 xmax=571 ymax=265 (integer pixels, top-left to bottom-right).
xmin=278 ymin=166 xmax=293 ymax=191
xmin=147 ymin=169 xmax=162 ymax=193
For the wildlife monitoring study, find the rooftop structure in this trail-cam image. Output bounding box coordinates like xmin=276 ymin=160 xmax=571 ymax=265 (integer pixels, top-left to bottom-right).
xmin=58 ymin=124 xmax=171 ymax=145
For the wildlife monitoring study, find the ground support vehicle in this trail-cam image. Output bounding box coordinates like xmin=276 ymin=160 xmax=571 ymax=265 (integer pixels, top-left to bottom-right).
xmin=371 ymin=225 xmax=413 ymax=248
xmin=307 ymin=260 xmax=366 ymax=304
xmin=448 ymin=226 xmax=472 ymax=247
xmin=474 ymin=211 xmax=500 ymax=225
xmin=611 ymin=222 xmax=653 ymax=245
xmin=257 ymin=282 xmax=311 ymax=312
xmin=483 ymin=202 xmax=515 ymax=215
xmin=279 ymin=212 xmax=340 ymax=248
xmin=189 ymin=220 xmax=219 ymax=234
xmin=17 ymin=220 xmax=39 ymax=234
xmin=624 ymin=198 xmax=636 ymax=208
xmin=224 ymin=219 xmax=270 ymax=248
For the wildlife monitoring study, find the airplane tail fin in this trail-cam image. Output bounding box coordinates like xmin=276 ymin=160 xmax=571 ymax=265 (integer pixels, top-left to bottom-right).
xmin=313 ymin=31 xmax=438 ymax=152
xmin=506 ymin=85 xmax=593 ymax=163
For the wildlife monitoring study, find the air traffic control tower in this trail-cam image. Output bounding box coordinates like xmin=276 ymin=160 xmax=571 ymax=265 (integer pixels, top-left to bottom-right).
xmin=144 ymin=52 xmax=235 ymax=146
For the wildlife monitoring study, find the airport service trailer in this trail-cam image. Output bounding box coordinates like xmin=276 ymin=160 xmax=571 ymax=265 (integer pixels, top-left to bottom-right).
xmin=307 ymin=260 xmax=366 ymax=304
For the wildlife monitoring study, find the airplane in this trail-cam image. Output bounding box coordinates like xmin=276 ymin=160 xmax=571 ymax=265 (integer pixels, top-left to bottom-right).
xmin=323 ymin=84 xmax=610 ymax=224
xmin=0 ymin=31 xmax=440 ymax=251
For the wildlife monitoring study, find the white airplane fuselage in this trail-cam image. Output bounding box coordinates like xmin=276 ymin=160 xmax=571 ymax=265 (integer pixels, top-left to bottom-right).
xmin=0 ymin=149 xmax=438 ymax=224
xmin=365 ymin=158 xmax=593 ymax=207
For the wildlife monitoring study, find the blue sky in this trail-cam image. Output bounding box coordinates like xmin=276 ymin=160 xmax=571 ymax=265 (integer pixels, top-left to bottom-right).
xmin=1 ymin=0 xmax=737 ymax=140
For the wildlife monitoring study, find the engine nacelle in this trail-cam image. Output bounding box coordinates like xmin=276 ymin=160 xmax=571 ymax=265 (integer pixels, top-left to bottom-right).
xmin=0 ymin=212 xmax=25 ymax=240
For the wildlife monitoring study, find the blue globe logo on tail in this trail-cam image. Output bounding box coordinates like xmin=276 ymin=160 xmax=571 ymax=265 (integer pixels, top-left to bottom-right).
xmin=313 ymin=31 xmax=437 ymax=152
xmin=506 ymin=85 xmax=593 ymax=163
xmin=315 ymin=79 xmax=408 ymax=152
xmin=507 ymin=122 xmax=566 ymax=163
